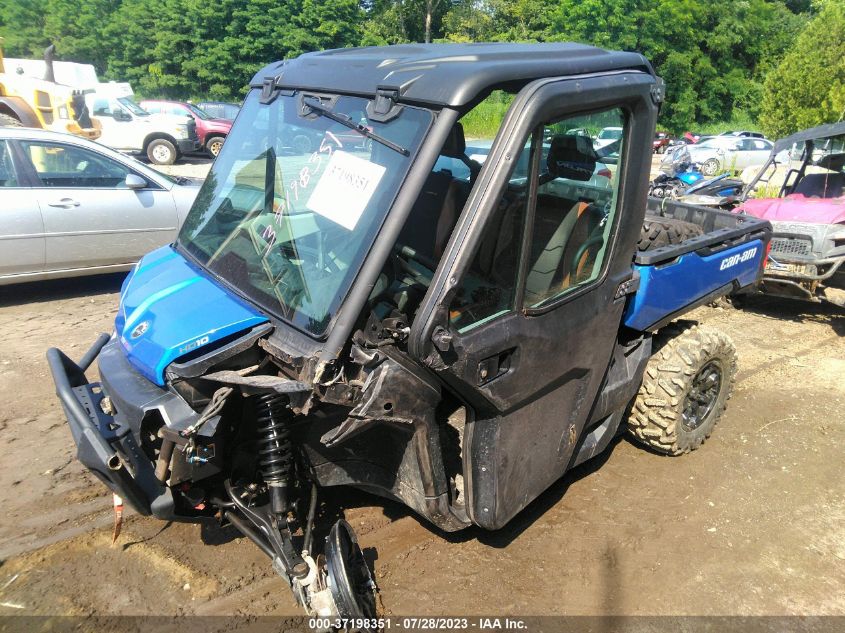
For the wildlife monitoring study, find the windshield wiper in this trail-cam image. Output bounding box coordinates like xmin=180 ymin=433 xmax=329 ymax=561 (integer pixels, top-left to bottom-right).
xmin=302 ymin=97 xmax=409 ymax=156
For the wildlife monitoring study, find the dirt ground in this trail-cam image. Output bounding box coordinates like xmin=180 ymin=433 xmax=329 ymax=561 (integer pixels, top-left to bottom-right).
xmin=0 ymin=153 xmax=843 ymax=623
xmin=0 ymin=275 xmax=843 ymax=621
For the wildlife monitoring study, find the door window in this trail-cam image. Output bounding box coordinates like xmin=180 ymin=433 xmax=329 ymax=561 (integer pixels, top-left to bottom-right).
xmin=522 ymin=108 xmax=625 ymax=308
xmin=169 ymin=105 xmax=192 ymax=118
xmin=0 ymin=141 xmax=19 ymax=187
xmin=447 ymin=104 xmax=627 ymax=331
xmin=91 ymin=98 xmax=112 ymax=116
xmin=444 ymin=90 xmax=530 ymax=333
xmin=21 ymin=141 xmax=133 ymax=188
xmin=448 ymin=180 xmax=529 ymax=332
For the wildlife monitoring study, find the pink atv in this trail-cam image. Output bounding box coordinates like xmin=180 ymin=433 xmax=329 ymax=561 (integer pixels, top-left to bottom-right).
xmin=735 ymin=122 xmax=845 ymax=305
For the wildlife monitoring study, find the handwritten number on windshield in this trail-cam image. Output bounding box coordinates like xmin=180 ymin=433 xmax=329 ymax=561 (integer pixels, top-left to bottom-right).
xmin=287 ymin=132 xmax=342 ymax=205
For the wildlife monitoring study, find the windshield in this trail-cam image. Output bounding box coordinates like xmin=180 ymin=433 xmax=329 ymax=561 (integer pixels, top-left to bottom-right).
xmin=187 ymin=103 xmax=211 ymax=120
xmin=177 ymin=91 xmax=431 ymax=336
xmin=598 ymin=128 xmax=622 ymax=140
xmin=696 ymin=139 xmax=728 ymax=149
xmin=117 ymin=97 xmax=149 ymax=116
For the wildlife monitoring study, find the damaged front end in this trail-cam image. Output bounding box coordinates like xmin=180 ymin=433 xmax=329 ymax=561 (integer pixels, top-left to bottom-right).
xmin=48 ymin=240 xmax=470 ymax=618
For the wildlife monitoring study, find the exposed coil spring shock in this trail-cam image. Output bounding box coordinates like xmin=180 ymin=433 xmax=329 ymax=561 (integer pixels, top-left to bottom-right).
xmin=254 ymin=393 xmax=294 ymax=516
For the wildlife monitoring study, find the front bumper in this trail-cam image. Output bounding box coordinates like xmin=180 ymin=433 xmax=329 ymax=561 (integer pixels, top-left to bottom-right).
xmin=177 ymin=138 xmax=201 ymax=153
xmin=47 ymin=335 xmax=187 ymax=518
xmin=762 ymin=227 xmax=845 ymax=285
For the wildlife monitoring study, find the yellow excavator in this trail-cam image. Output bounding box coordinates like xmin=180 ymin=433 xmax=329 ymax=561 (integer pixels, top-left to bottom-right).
xmin=0 ymin=39 xmax=101 ymax=139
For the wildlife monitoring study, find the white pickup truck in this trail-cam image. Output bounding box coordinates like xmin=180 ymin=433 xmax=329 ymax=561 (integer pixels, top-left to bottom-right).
xmin=85 ymin=94 xmax=201 ymax=165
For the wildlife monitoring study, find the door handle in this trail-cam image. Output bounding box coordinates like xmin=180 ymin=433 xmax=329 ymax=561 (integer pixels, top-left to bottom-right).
xmin=477 ymin=348 xmax=515 ymax=385
xmin=48 ymin=198 xmax=80 ymax=209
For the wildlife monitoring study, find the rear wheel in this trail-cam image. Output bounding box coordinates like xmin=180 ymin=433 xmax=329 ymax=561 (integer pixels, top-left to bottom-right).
xmin=701 ymin=158 xmax=721 ymax=176
xmin=0 ymin=113 xmax=22 ymax=127
xmin=638 ymin=217 xmax=704 ymax=252
xmin=626 ymin=323 xmax=736 ymax=455
xmin=146 ymin=139 xmax=177 ymax=165
xmin=206 ymin=135 xmax=225 ymax=157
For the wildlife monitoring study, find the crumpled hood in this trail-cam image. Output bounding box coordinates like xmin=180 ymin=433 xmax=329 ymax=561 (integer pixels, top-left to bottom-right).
xmin=736 ymin=195 xmax=845 ymax=224
xmin=115 ymin=246 xmax=268 ymax=386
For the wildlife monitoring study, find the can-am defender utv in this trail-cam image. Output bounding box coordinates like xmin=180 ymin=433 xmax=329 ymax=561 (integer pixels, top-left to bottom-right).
xmin=48 ymin=43 xmax=770 ymax=618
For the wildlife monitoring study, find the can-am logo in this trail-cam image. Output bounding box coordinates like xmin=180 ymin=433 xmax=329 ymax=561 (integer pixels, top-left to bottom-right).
xmin=719 ymin=247 xmax=757 ymax=271
xmin=130 ymin=321 xmax=150 ymax=339
xmin=179 ymin=336 xmax=210 ymax=355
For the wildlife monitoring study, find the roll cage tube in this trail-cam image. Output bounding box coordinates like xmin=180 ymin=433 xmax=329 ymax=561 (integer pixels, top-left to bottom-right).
xmin=408 ymin=71 xmax=658 ymax=361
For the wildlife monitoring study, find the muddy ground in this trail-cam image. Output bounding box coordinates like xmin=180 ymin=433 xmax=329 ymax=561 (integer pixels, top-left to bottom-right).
xmin=0 ymin=274 xmax=843 ymax=623
xmin=1 ymin=154 xmax=843 ymax=624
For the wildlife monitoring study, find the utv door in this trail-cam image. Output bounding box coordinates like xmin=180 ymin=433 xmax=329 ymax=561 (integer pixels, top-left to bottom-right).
xmin=410 ymin=73 xmax=658 ymax=530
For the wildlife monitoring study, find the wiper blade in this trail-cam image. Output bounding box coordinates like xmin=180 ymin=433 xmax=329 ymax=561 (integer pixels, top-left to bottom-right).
xmin=302 ymin=97 xmax=409 ymax=156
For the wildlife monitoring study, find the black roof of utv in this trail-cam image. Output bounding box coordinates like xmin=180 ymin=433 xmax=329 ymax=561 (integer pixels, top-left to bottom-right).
xmin=772 ymin=121 xmax=845 ymax=153
xmin=250 ymin=43 xmax=655 ymax=108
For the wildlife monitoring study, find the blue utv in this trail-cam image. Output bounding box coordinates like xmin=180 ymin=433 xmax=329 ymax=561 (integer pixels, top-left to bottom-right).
xmin=48 ymin=43 xmax=770 ymax=619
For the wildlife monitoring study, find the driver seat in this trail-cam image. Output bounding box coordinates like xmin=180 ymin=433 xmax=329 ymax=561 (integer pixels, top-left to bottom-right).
xmin=524 ymin=134 xmax=605 ymax=305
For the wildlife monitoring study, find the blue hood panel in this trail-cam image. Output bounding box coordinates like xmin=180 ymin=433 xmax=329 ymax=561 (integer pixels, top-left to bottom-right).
xmin=115 ymin=246 xmax=269 ymax=386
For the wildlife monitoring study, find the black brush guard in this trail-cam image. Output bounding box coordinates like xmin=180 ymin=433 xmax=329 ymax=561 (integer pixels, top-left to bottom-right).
xmin=47 ymin=334 xmax=159 ymax=515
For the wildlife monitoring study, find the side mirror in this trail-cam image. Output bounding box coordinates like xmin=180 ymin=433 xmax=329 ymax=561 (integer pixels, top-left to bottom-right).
xmin=125 ymin=173 xmax=147 ymax=189
xmin=113 ymin=109 xmax=132 ymax=122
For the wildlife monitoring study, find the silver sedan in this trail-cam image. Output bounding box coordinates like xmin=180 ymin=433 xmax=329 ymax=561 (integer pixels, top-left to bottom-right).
xmin=1 ymin=128 xmax=200 ymax=285
xmin=685 ymin=136 xmax=774 ymax=176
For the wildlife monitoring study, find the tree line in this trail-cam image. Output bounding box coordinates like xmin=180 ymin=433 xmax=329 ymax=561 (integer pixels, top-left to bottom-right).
xmin=1 ymin=0 xmax=842 ymax=137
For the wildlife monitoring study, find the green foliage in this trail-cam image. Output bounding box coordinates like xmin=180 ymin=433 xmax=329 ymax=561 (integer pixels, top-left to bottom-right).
xmin=759 ymin=0 xmax=845 ymax=138
xmin=0 ymin=0 xmax=822 ymax=136
xmin=460 ymin=90 xmax=515 ymax=138
xmin=694 ymin=111 xmax=760 ymax=136
xmin=0 ymin=0 xmax=49 ymax=57
xmin=443 ymin=0 xmax=551 ymax=43
xmin=543 ymin=0 xmax=807 ymax=133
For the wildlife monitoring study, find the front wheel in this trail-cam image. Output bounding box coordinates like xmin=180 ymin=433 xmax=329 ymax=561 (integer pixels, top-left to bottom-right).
xmin=701 ymin=158 xmax=721 ymax=176
xmin=206 ymin=135 xmax=225 ymax=157
xmin=146 ymin=138 xmax=177 ymax=165
xmin=627 ymin=323 xmax=736 ymax=455
xmin=0 ymin=112 xmax=23 ymax=127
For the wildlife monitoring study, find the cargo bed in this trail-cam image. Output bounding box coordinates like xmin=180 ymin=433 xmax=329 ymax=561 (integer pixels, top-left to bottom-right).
xmin=624 ymin=198 xmax=772 ymax=331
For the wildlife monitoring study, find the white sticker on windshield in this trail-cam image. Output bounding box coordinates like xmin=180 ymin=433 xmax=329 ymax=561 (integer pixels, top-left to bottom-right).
xmin=306 ymin=150 xmax=386 ymax=230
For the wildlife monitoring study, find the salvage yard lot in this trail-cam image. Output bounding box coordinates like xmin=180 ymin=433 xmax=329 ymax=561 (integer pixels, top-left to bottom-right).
xmin=0 ymin=273 xmax=843 ymax=619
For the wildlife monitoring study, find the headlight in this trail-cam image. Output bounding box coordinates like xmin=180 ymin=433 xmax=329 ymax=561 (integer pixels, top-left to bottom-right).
xmin=175 ymin=123 xmax=189 ymax=137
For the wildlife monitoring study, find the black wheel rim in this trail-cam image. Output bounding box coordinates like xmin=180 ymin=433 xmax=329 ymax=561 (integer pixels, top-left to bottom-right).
xmin=325 ymin=520 xmax=377 ymax=620
xmin=682 ymin=360 xmax=723 ymax=431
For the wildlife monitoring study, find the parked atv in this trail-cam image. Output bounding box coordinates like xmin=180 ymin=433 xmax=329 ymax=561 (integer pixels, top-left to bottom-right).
xmin=736 ymin=122 xmax=845 ymax=305
xmin=48 ymin=43 xmax=771 ymax=619
xmin=651 ymin=145 xmax=743 ymax=207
